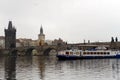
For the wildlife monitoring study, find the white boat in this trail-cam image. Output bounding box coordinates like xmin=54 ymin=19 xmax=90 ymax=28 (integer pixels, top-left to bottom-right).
xmin=56 ymin=49 xmax=120 ymax=60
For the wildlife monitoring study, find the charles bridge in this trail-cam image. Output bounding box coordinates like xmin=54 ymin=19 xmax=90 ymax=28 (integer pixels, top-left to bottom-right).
xmin=17 ymin=45 xmax=67 ymax=55
xmin=0 ymin=45 xmax=68 ymax=56
xmin=1 ymin=41 xmax=120 ymax=56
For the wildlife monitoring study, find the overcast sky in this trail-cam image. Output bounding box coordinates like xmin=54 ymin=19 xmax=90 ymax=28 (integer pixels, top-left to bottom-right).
xmin=0 ymin=0 xmax=120 ymax=43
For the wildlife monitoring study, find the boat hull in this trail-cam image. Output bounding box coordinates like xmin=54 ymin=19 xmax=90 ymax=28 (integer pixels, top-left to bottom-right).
xmin=57 ymin=54 xmax=120 ymax=60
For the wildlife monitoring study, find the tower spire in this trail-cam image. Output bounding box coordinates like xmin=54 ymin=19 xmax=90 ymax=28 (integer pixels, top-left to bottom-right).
xmin=40 ymin=24 xmax=43 ymax=34
xmin=8 ymin=21 xmax=12 ymax=29
xmin=38 ymin=24 xmax=45 ymax=46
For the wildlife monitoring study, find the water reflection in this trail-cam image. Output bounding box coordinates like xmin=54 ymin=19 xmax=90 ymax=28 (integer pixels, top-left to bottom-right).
xmin=53 ymin=59 xmax=120 ymax=80
xmin=33 ymin=56 xmax=46 ymax=80
xmin=0 ymin=56 xmax=5 ymax=80
xmin=112 ymin=59 xmax=120 ymax=80
xmin=1 ymin=55 xmax=120 ymax=80
xmin=5 ymin=56 xmax=16 ymax=80
xmin=16 ymin=56 xmax=32 ymax=80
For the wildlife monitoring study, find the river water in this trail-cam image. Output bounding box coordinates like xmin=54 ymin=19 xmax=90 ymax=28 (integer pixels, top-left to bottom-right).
xmin=0 ymin=55 xmax=120 ymax=80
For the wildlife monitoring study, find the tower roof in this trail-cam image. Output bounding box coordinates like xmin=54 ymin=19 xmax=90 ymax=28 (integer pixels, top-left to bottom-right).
xmin=8 ymin=21 xmax=12 ymax=29
xmin=40 ymin=25 xmax=43 ymax=34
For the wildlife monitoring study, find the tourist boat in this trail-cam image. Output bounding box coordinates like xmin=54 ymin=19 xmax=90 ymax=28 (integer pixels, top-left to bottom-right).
xmin=56 ymin=49 xmax=120 ymax=60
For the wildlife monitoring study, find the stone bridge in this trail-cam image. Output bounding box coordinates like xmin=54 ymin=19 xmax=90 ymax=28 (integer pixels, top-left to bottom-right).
xmin=15 ymin=45 xmax=67 ymax=56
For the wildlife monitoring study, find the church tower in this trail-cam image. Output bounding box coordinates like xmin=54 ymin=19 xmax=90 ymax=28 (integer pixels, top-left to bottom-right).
xmin=38 ymin=25 xmax=45 ymax=46
xmin=4 ymin=21 xmax=16 ymax=49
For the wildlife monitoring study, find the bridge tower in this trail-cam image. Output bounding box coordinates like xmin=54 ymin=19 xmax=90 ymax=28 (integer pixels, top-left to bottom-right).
xmin=4 ymin=21 xmax=16 ymax=49
xmin=38 ymin=25 xmax=45 ymax=46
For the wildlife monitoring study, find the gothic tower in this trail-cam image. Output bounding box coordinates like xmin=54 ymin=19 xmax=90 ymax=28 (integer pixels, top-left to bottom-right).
xmin=5 ymin=21 xmax=16 ymax=49
xmin=38 ymin=25 xmax=45 ymax=46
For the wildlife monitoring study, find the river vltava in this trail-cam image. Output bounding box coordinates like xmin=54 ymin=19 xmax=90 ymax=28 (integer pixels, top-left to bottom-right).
xmin=0 ymin=56 xmax=120 ymax=80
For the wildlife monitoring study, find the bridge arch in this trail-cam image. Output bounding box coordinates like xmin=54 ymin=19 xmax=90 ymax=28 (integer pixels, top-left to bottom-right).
xmin=25 ymin=47 xmax=35 ymax=55
xmin=43 ymin=47 xmax=57 ymax=56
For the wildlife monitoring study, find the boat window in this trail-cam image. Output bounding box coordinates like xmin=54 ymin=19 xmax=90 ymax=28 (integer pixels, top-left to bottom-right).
xmin=104 ymin=52 xmax=105 ymax=54
xmin=83 ymin=52 xmax=86 ymax=54
xmin=104 ymin=52 xmax=106 ymax=55
xmin=97 ymin=52 xmax=99 ymax=54
xmin=66 ymin=52 xmax=69 ymax=55
xmin=87 ymin=52 xmax=89 ymax=54
xmin=98 ymin=52 xmax=100 ymax=54
xmin=103 ymin=52 xmax=105 ymax=54
xmin=100 ymin=52 xmax=102 ymax=54
xmin=107 ymin=52 xmax=110 ymax=55
xmin=94 ymin=52 xmax=96 ymax=54
xmin=84 ymin=52 xmax=86 ymax=54
xmin=101 ymin=52 xmax=103 ymax=54
xmin=90 ymin=52 xmax=92 ymax=54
